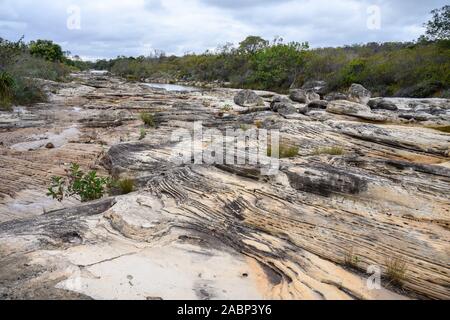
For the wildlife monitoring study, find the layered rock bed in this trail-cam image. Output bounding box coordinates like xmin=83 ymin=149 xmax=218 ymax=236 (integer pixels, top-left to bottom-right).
xmin=0 ymin=72 xmax=449 ymax=300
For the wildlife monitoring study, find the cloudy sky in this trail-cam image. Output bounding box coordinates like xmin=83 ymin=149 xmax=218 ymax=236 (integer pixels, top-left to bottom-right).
xmin=0 ymin=0 xmax=447 ymax=60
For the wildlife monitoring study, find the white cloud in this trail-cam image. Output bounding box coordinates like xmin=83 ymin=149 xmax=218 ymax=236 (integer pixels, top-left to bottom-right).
xmin=0 ymin=0 xmax=446 ymax=60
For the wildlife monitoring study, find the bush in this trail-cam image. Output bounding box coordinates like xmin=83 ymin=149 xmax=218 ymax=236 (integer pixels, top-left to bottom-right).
xmin=47 ymin=163 xmax=110 ymax=202
xmin=0 ymin=71 xmax=15 ymax=110
xmin=29 ymin=39 xmax=64 ymax=62
xmin=12 ymin=77 xmax=47 ymax=105
xmin=9 ymin=53 xmax=71 ymax=82
xmin=140 ymin=112 xmax=156 ymax=127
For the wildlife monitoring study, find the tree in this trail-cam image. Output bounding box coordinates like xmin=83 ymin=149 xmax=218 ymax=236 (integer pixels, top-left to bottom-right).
xmin=29 ymin=40 xmax=65 ymax=62
xmin=238 ymin=36 xmax=269 ymax=55
xmin=423 ymin=5 xmax=450 ymax=41
xmin=249 ymin=41 xmax=309 ymax=90
xmin=0 ymin=37 xmax=26 ymax=69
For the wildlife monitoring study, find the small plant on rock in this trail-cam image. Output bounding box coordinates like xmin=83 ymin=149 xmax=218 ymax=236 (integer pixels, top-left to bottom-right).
xmin=139 ymin=127 xmax=147 ymax=140
xmin=385 ymin=257 xmax=408 ymax=287
xmin=344 ymin=247 xmax=360 ymax=268
xmin=312 ymin=146 xmax=345 ymax=156
xmin=267 ymin=142 xmax=299 ymax=158
xmin=140 ymin=112 xmax=156 ymax=127
xmin=47 ymin=163 xmax=110 ymax=202
xmin=221 ymin=104 xmax=232 ymax=112
xmin=108 ymin=177 xmax=136 ymax=195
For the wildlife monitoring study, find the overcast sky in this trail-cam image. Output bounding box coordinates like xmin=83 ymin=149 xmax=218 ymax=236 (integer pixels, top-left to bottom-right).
xmin=0 ymin=0 xmax=447 ymax=60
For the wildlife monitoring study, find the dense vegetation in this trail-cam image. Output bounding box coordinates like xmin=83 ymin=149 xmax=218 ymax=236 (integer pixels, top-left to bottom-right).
xmin=0 ymin=37 xmax=90 ymax=110
xmin=94 ymin=6 xmax=450 ymax=97
xmin=95 ymin=37 xmax=449 ymax=97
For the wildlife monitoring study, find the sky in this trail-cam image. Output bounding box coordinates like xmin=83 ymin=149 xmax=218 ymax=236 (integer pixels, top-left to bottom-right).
xmin=0 ymin=0 xmax=447 ymax=60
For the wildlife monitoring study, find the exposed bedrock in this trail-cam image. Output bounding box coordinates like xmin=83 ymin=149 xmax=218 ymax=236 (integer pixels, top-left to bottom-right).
xmin=284 ymin=164 xmax=368 ymax=197
xmin=0 ymin=73 xmax=449 ymax=300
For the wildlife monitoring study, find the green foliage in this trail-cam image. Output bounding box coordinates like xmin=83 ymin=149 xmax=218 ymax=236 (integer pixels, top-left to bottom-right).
xmin=0 ymin=37 xmax=77 ymax=109
xmin=12 ymin=77 xmax=47 ymax=106
xmin=0 ymin=37 xmax=26 ymax=69
xmin=140 ymin=112 xmax=156 ymax=127
xmin=423 ymin=5 xmax=450 ymax=41
xmin=248 ymin=41 xmax=309 ymax=90
xmin=238 ymin=36 xmax=269 ymax=55
xmin=101 ymin=34 xmax=449 ymax=98
xmin=139 ymin=127 xmax=147 ymax=140
xmin=29 ymin=39 xmax=65 ymax=62
xmin=47 ymin=163 xmax=110 ymax=203
xmin=0 ymin=71 xmax=15 ymax=110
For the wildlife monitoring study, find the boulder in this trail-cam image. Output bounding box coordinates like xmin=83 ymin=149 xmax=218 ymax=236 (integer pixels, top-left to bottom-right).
xmin=326 ymin=100 xmax=387 ymax=122
xmin=270 ymin=96 xmax=303 ymax=116
xmin=324 ymin=92 xmax=348 ymax=101
xmin=327 ymin=100 xmax=371 ymax=115
xmin=234 ymin=90 xmax=264 ymax=107
xmin=289 ymin=89 xmax=320 ymax=104
xmin=348 ymin=83 xmax=372 ymax=105
xmin=270 ymin=96 xmax=291 ymax=111
xmin=301 ymin=81 xmax=328 ymax=96
xmin=368 ymin=98 xmax=399 ymax=111
xmin=45 ymin=142 xmax=55 ymax=149
xmin=277 ymin=105 xmax=298 ymax=116
xmin=307 ymin=100 xmax=329 ymax=110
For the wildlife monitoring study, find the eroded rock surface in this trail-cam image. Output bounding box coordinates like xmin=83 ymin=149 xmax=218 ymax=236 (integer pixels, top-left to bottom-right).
xmin=0 ymin=73 xmax=449 ymax=300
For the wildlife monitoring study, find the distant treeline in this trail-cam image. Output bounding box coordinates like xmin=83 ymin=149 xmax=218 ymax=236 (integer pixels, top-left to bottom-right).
xmin=93 ymin=38 xmax=450 ymax=97
xmin=91 ymin=5 xmax=450 ymax=97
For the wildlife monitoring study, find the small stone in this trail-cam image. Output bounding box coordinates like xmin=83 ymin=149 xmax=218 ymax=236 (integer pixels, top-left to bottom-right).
xmin=45 ymin=142 xmax=55 ymax=149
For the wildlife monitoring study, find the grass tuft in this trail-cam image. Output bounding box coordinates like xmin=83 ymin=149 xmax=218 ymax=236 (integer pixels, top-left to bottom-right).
xmin=428 ymin=126 xmax=450 ymax=133
xmin=268 ymin=143 xmax=299 ymax=158
xmin=385 ymin=257 xmax=408 ymax=287
xmin=312 ymin=146 xmax=345 ymax=156
xmin=117 ymin=178 xmax=135 ymax=195
xmin=344 ymin=247 xmax=360 ymax=268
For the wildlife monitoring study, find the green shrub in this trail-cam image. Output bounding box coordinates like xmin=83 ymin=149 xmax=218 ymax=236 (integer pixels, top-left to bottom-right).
xmin=12 ymin=77 xmax=47 ymax=105
xmin=47 ymin=163 xmax=110 ymax=202
xmin=0 ymin=71 xmax=15 ymax=110
xmin=29 ymin=39 xmax=64 ymax=62
xmin=140 ymin=112 xmax=156 ymax=127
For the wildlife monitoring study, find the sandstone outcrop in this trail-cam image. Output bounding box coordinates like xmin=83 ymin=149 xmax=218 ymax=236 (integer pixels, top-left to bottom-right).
xmin=0 ymin=73 xmax=448 ymax=300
